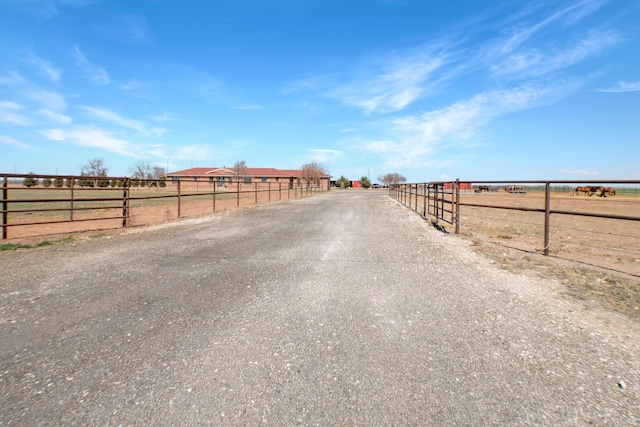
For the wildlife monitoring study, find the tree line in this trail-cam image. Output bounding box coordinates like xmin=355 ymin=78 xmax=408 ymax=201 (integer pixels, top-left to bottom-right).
xmin=21 ymin=158 xmax=168 ymax=188
xmin=332 ymin=173 xmax=406 ymax=189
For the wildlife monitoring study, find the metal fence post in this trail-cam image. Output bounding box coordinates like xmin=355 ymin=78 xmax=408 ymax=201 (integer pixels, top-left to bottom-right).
xmin=2 ymin=175 xmax=7 ymax=239
xmin=122 ymin=178 xmax=130 ymax=228
xmin=70 ymin=177 xmax=75 ymax=221
xmin=544 ymin=182 xmax=551 ymax=256
xmin=177 ymin=178 xmax=181 ymax=218
xmin=455 ymin=178 xmax=460 ymax=235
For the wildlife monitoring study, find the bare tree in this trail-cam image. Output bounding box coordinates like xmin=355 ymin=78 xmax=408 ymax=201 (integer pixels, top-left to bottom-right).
xmin=378 ymin=173 xmax=406 ymax=187
xmin=301 ymin=162 xmax=328 ymax=189
xmin=233 ymin=160 xmax=250 ymax=183
xmin=130 ymin=161 xmax=153 ymax=180
xmin=153 ymin=166 xmax=166 ymax=179
xmin=130 ymin=161 xmax=166 ymax=189
xmin=81 ymin=158 xmax=108 ymax=177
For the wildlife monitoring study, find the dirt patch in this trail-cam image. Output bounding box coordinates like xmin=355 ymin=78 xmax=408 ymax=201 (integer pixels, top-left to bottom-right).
xmin=407 ymin=190 xmax=640 ymax=277
xmin=1 ymin=192 xmax=297 ymax=244
xmin=458 ymin=232 xmax=640 ymax=320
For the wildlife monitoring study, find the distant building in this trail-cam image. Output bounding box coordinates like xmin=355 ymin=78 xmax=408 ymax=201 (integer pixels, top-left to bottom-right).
xmin=443 ymin=182 xmax=473 ymax=190
xmin=166 ymin=167 xmax=331 ymax=190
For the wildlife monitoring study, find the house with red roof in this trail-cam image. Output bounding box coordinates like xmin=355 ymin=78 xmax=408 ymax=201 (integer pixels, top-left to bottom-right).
xmin=166 ymin=167 xmax=331 ymax=190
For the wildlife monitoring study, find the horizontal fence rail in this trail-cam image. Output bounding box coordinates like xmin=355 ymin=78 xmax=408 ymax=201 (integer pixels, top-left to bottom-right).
xmin=2 ymin=173 xmax=325 ymax=241
xmin=390 ymin=179 xmax=640 ymax=277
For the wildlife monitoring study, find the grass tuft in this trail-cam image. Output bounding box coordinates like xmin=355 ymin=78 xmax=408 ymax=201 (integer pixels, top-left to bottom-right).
xmin=0 ymin=236 xmax=76 ymax=252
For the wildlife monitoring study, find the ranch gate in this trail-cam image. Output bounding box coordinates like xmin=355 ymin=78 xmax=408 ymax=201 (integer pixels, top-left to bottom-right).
xmin=390 ymin=179 xmax=640 ymax=277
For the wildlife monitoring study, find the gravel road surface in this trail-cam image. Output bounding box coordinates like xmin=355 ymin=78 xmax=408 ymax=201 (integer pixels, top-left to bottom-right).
xmin=1 ymin=190 xmax=639 ymax=426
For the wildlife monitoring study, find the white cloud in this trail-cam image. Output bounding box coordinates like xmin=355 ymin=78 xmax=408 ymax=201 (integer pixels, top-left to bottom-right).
xmin=292 ymin=1 xmax=610 ymax=117
xmin=330 ymin=54 xmax=445 ymax=114
xmin=2 ymin=0 xmax=100 ymax=19
xmin=71 ymin=46 xmax=110 ymax=85
xmin=26 ymin=52 xmax=62 ymax=83
xmin=152 ymin=112 xmax=172 ymax=122
xmin=230 ymin=104 xmax=263 ymax=110
xmin=80 ymin=106 xmax=148 ymax=133
xmin=308 ymin=149 xmax=343 ymax=163
xmin=93 ymin=13 xmax=152 ymax=43
xmin=0 ymin=71 xmax=27 ymax=85
xmin=0 ymin=100 xmax=32 ymax=126
xmin=366 ymin=83 xmax=573 ymax=168
xmin=36 ymin=109 xmax=72 ymax=124
xmin=597 ymin=81 xmax=640 ymax=93
xmin=150 ymin=127 xmax=167 ymax=137
xmin=492 ymin=29 xmax=621 ymax=78
xmin=42 ymin=127 xmax=136 ymax=156
xmin=174 ymin=145 xmax=211 ymax=161
xmin=0 ymin=134 xmax=34 ymax=150
xmin=498 ymin=0 xmax=603 ymax=56
xmin=26 ymin=89 xmax=66 ymax=111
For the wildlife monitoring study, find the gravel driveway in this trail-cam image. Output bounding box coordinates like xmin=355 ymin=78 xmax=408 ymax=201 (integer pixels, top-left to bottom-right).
xmin=1 ymin=190 xmax=638 ymax=425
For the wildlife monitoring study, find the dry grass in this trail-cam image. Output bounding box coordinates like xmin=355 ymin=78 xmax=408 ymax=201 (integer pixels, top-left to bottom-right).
xmin=464 ymin=234 xmax=640 ymax=320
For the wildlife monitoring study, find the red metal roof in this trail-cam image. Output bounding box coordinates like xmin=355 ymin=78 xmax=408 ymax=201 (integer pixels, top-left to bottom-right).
xmin=168 ymin=167 xmax=293 ymax=177
xmin=167 ymin=167 xmax=330 ymax=178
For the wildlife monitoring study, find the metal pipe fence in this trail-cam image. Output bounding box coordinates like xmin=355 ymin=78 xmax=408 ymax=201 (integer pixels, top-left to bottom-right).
xmin=2 ymin=173 xmax=325 ymax=240
xmin=390 ymin=179 xmax=640 ymax=277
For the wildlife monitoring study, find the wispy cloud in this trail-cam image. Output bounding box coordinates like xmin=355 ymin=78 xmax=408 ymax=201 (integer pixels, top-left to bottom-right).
xmin=80 ymin=106 xmax=150 ymax=134
xmin=26 ymin=89 xmax=66 ymax=111
xmin=93 ymin=13 xmax=152 ymax=43
xmin=295 ymin=49 xmax=449 ymax=115
xmin=366 ymin=82 xmax=576 ymax=168
xmin=230 ymin=104 xmax=263 ymax=110
xmin=0 ymin=71 xmax=27 ymax=85
xmin=496 ymin=0 xmax=603 ymax=56
xmin=291 ymin=2 xmax=613 ymax=119
xmin=308 ymin=149 xmax=343 ymax=163
xmin=36 ymin=109 xmax=72 ymax=124
xmin=492 ymin=29 xmax=620 ymax=78
xmin=2 ymin=0 xmax=58 ymax=19
xmin=26 ymin=52 xmax=62 ymax=83
xmin=42 ymin=127 xmax=136 ymax=156
xmin=0 ymin=134 xmax=34 ymax=150
xmin=71 ymin=46 xmax=110 ymax=85
xmin=0 ymin=100 xmax=32 ymax=126
xmin=152 ymin=112 xmax=172 ymax=122
xmin=173 ymin=145 xmax=211 ymax=161
xmin=596 ymin=81 xmax=640 ymax=93
xmin=560 ymin=169 xmax=601 ymax=176
xmin=2 ymin=0 xmax=101 ymax=20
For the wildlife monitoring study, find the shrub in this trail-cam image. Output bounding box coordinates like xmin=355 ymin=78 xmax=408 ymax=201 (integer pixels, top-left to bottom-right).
xmin=23 ymin=173 xmax=39 ymax=187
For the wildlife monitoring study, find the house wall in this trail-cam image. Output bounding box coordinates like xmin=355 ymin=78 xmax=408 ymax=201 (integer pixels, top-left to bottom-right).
xmin=165 ymin=176 xmax=330 ymax=191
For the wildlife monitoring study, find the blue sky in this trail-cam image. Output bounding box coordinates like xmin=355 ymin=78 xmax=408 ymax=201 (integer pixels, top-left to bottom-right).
xmin=1 ymin=0 xmax=639 ymax=182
